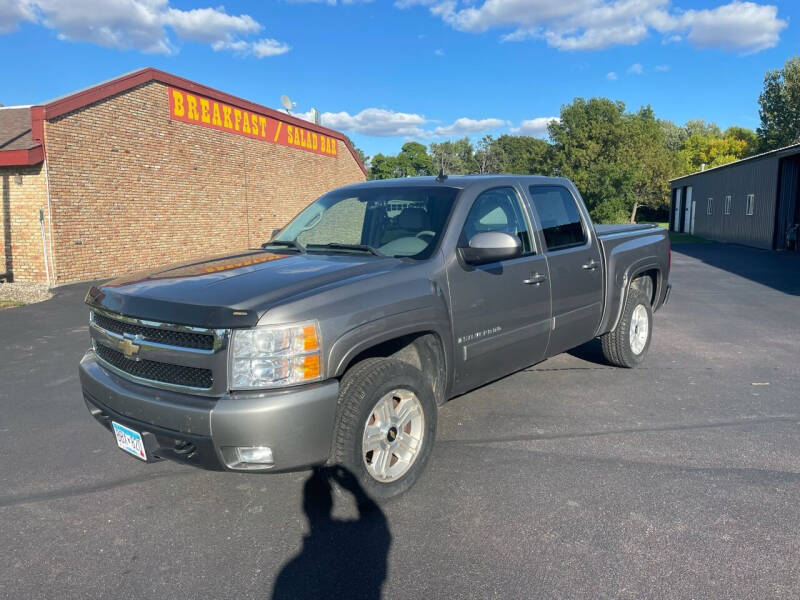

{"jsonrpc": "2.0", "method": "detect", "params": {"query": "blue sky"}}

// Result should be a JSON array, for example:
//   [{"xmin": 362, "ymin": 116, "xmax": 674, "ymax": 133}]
[{"xmin": 1, "ymin": 0, "xmax": 798, "ymax": 158}]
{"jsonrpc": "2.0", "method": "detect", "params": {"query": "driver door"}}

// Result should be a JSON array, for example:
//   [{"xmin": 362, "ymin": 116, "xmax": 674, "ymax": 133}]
[{"xmin": 446, "ymin": 186, "xmax": 552, "ymax": 394}]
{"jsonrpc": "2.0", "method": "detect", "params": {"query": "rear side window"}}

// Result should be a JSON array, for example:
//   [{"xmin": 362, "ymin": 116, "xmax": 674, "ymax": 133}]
[
  {"xmin": 461, "ymin": 187, "xmax": 533, "ymax": 254},
  {"xmin": 528, "ymin": 186, "xmax": 587, "ymax": 251}
]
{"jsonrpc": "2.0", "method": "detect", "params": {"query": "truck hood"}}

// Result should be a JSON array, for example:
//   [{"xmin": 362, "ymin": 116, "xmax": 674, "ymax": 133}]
[{"xmin": 86, "ymin": 249, "xmax": 402, "ymax": 328}]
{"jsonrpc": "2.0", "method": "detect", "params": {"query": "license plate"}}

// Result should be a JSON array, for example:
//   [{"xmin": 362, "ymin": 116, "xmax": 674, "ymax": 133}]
[{"xmin": 112, "ymin": 421, "xmax": 147, "ymax": 461}]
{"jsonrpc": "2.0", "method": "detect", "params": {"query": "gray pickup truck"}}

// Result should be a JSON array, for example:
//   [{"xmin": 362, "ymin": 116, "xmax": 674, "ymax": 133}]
[{"xmin": 80, "ymin": 175, "xmax": 670, "ymax": 498}]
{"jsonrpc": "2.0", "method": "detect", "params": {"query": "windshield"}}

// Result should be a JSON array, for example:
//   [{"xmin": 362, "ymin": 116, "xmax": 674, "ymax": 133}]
[{"xmin": 273, "ymin": 186, "xmax": 459, "ymax": 259}]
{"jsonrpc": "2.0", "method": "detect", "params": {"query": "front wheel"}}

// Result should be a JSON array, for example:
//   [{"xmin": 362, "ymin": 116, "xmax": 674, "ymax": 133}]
[
  {"xmin": 332, "ymin": 358, "xmax": 437, "ymax": 500},
  {"xmin": 600, "ymin": 289, "xmax": 653, "ymax": 368}
]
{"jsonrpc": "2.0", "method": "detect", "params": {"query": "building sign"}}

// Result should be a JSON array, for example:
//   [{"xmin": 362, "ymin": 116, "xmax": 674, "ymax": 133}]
[{"xmin": 167, "ymin": 87, "xmax": 338, "ymax": 157}]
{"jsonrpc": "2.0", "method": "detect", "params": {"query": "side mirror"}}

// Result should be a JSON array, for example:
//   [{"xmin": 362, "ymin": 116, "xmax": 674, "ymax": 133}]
[{"xmin": 459, "ymin": 231, "xmax": 521, "ymax": 265}]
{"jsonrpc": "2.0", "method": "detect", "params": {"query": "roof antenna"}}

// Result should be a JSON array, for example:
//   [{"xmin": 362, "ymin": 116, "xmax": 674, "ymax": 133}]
[{"xmin": 436, "ymin": 168, "xmax": 447, "ymax": 182}]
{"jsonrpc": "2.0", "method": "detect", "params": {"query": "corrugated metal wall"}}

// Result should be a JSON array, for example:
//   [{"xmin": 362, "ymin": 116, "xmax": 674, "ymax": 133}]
[{"xmin": 671, "ymin": 155, "xmax": 781, "ymax": 249}]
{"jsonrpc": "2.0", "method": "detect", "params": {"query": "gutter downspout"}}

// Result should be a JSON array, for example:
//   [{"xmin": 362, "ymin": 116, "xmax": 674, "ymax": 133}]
[
  {"xmin": 43, "ymin": 158, "xmax": 56, "ymax": 287},
  {"xmin": 38, "ymin": 208, "xmax": 50, "ymax": 285},
  {"xmin": 31, "ymin": 106, "xmax": 56, "ymax": 287}
]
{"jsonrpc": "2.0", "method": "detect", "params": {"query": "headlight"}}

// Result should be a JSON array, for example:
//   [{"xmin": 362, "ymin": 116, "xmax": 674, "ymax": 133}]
[{"xmin": 230, "ymin": 321, "xmax": 321, "ymax": 390}]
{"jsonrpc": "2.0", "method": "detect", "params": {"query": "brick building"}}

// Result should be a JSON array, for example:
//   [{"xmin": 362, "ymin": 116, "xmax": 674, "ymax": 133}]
[{"xmin": 0, "ymin": 68, "xmax": 366, "ymax": 285}]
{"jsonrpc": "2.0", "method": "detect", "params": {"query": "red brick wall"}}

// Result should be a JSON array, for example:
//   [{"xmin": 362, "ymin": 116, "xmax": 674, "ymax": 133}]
[
  {"xmin": 0, "ymin": 164, "xmax": 50, "ymax": 283},
  {"xmin": 41, "ymin": 81, "xmax": 365, "ymax": 284}
]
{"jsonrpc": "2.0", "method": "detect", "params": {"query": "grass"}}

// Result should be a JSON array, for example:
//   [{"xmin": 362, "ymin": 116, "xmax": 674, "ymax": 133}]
[
  {"xmin": 0, "ymin": 300, "xmax": 25, "ymax": 310},
  {"xmin": 640, "ymin": 221, "xmax": 712, "ymax": 244}
]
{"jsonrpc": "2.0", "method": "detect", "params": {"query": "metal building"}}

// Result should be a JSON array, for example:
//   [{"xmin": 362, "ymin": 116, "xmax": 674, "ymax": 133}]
[{"xmin": 669, "ymin": 143, "xmax": 800, "ymax": 251}]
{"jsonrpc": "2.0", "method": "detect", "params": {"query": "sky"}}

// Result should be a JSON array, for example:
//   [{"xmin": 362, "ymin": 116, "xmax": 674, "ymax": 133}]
[{"xmin": 1, "ymin": 0, "xmax": 798, "ymax": 159}]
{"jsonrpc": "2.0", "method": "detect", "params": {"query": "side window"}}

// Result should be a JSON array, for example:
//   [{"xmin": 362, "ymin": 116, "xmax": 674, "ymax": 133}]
[
  {"xmin": 724, "ymin": 195, "xmax": 732, "ymax": 215},
  {"xmin": 707, "ymin": 198, "xmax": 713, "ymax": 215},
  {"xmin": 461, "ymin": 187, "xmax": 532, "ymax": 254},
  {"xmin": 746, "ymin": 193, "xmax": 755, "ymax": 216},
  {"xmin": 528, "ymin": 185, "xmax": 587, "ymax": 252}
]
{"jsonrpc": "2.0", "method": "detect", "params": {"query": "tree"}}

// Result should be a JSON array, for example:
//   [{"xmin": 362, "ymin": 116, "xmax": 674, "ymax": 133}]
[
  {"xmin": 623, "ymin": 107, "xmax": 675, "ymax": 223},
  {"xmin": 345, "ymin": 136, "xmax": 368, "ymax": 167},
  {"xmin": 429, "ymin": 138, "xmax": 475, "ymax": 174},
  {"xmin": 757, "ymin": 56, "xmax": 800, "ymax": 151},
  {"xmin": 369, "ymin": 153, "xmax": 400, "ymax": 180},
  {"xmin": 493, "ymin": 134, "xmax": 550, "ymax": 174},
  {"xmin": 549, "ymin": 99, "xmax": 673, "ymax": 223},
  {"xmin": 396, "ymin": 142, "xmax": 433, "ymax": 176},
  {"xmin": 474, "ymin": 135, "xmax": 505, "ymax": 174}
]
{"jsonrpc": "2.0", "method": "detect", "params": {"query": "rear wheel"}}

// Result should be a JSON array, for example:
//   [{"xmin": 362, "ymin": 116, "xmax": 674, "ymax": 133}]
[
  {"xmin": 332, "ymin": 358, "xmax": 436, "ymax": 500},
  {"xmin": 600, "ymin": 289, "xmax": 653, "ymax": 368}
]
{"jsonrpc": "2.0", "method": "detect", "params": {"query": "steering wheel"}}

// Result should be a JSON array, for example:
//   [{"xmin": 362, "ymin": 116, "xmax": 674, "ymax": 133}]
[{"xmin": 415, "ymin": 230, "xmax": 436, "ymax": 242}]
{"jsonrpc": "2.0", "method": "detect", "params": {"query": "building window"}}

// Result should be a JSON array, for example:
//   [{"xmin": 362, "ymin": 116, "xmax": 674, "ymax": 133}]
[
  {"xmin": 746, "ymin": 194, "xmax": 755, "ymax": 216},
  {"xmin": 724, "ymin": 195, "xmax": 732, "ymax": 215},
  {"xmin": 707, "ymin": 198, "xmax": 713, "ymax": 215}
]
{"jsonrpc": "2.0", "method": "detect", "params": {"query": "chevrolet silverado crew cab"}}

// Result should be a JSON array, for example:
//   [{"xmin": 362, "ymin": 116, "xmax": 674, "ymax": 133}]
[{"xmin": 80, "ymin": 175, "xmax": 671, "ymax": 498}]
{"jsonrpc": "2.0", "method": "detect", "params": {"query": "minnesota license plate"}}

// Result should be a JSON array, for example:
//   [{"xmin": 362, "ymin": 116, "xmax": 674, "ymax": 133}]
[{"xmin": 112, "ymin": 421, "xmax": 147, "ymax": 461}]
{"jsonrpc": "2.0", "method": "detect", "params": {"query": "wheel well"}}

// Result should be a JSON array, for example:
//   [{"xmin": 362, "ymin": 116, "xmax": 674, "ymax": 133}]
[
  {"xmin": 631, "ymin": 269, "xmax": 659, "ymax": 306},
  {"xmin": 343, "ymin": 332, "xmax": 447, "ymax": 405}
]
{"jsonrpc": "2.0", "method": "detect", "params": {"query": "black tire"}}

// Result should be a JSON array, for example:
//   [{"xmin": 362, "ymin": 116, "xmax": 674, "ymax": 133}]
[
  {"xmin": 600, "ymin": 289, "xmax": 653, "ymax": 368},
  {"xmin": 332, "ymin": 358, "xmax": 437, "ymax": 500}
]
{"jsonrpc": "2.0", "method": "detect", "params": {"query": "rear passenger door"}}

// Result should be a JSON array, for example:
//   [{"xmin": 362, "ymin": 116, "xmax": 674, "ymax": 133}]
[{"xmin": 527, "ymin": 184, "xmax": 603, "ymax": 357}]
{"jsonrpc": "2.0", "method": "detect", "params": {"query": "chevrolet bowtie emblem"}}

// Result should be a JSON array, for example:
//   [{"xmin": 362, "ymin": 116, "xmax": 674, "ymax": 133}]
[{"xmin": 117, "ymin": 336, "xmax": 141, "ymax": 359}]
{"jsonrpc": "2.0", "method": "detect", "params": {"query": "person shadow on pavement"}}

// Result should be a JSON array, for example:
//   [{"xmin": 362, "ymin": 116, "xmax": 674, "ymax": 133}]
[{"xmin": 271, "ymin": 466, "xmax": 391, "ymax": 600}]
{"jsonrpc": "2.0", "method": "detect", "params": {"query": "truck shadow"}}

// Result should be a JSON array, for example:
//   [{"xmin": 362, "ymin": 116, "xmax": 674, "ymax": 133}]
[
  {"xmin": 271, "ymin": 466, "xmax": 391, "ymax": 600},
  {"xmin": 566, "ymin": 338, "xmax": 612, "ymax": 366}
]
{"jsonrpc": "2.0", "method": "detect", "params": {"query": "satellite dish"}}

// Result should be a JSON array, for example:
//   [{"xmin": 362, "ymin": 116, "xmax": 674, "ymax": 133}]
[{"xmin": 280, "ymin": 94, "xmax": 296, "ymax": 114}]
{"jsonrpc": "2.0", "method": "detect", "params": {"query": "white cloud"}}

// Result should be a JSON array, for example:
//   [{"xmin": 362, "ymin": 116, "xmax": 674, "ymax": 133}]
[
  {"xmin": 251, "ymin": 38, "xmax": 291, "ymax": 57},
  {"xmin": 286, "ymin": 0, "xmax": 372, "ymax": 4},
  {"xmin": 627, "ymin": 62, "xmax": 643, "ymax": 75},
  {"xmin": 434, "ymin": 48, "xmax": 445, "ymax": 56},
  {"xmin": 397, "ymin": 0, "xmax": 787, "ymax": 54},
  {"xmin": 606, "ymin": 71, "xmax": 618, "ymax": 81},
  {"xmin": 0, "ymin": 0, "xmax": 36, "ymax": 33},
  {"xmin": 310, "ymin": 108, "xmax": 429, "ymax": 137},
  {"xmin": 655, "ymin": 64, "xmax": 671, "ymax": 72},
  {"xmin": 510, "ymin": 117, "xmax": 559, "ymax": 137},
  {"xmin": 0, "ymin": 0, "xmax": 289, "ymax": 56},
  {"xmin": 295, "ymin": 107, "xmax": 507, "ymax": 139},
  {"xmin": 680, "ymin": 1, "xmax": 785, "ymax": 54},
  {"xmin": 432, "ymin": 117, "xmax": 507, "ymax": 137}
]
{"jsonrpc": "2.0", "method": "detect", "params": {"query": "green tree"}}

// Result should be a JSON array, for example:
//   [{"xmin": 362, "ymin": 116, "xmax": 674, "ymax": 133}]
[
  {"xmin": 493, "ymin": 134, "xmax": 550, "ymax": 174},
  {"xmin": 474, "ymin": 135, "xmax": 506, "ymax": 174},
  {"xmin": 429, "ymin": 138, "xmax": 475, "ymax": 174},
  {"xmin": 396, "ymin": 142, "xmax": 433, "ymax": 176},
  {"xmin": 757, "ymin": 56, "xmax": 800, "ymax": 151},
  {"xmin": 549, "ymin": 99, "xmax": 673, "ymax": 223},
  {"xmin": 369, "ymin": 153, "xmax": 400, "ymax": 180},
  {"xmin": 345, "ymin": 135, "xmax": 368, "ymax": 166}
]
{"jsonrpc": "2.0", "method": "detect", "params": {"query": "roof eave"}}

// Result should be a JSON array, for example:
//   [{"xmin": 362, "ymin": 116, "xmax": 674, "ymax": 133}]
[{"xmin": 0, "ymin": 145, "xmax": 44, "ymax": 167}]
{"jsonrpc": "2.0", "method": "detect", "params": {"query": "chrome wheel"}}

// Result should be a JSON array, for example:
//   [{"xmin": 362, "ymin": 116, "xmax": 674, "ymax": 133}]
[
  {"xmin": 629, "ymin": 304, "xmax": 649, "ymax": 355},
  {"xmin": 362, "ymin": 388, "xmax": 425, "ymax": 483}
]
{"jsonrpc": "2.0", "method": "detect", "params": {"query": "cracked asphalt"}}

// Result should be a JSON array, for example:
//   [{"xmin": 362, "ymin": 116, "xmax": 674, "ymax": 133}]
[{"xmin": 1, "ymin": 242, "xmax": 799, "ymax": 599}]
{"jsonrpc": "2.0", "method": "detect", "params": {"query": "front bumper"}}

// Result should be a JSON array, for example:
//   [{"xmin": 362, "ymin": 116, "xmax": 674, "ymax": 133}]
[{"xmin": 79, "ymin": 352, "xmax": 340, "ymax": 472}]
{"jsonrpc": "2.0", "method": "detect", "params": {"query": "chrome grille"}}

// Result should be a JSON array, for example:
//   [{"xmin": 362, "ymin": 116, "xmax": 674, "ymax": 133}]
[
  {"xmin": 92, "ymin": 312, "xmax": 215, "ymax": 350},
  {"xmin": 89, "ymin": 309, "xmax": 229, "ymax": 395},
  {"xmin": 95, "ymin": 344, "xmax": 213, "ymax": 389}
]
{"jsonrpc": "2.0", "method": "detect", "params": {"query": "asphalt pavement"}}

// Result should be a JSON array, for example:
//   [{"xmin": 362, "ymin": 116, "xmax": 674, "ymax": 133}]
[{"xmin": 1, "ymin": 242, "xmax": 799, "ymax": 599}]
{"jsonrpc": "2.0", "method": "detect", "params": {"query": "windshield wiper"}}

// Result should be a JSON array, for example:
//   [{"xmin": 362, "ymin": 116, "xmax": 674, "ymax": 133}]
[
  {"xmin": 306, "ymin": 243, "xmax": 384, "ymax": 256},
  {"xmin": 261, "ymin": 239, "xmax": 306, "ymax": 253}
]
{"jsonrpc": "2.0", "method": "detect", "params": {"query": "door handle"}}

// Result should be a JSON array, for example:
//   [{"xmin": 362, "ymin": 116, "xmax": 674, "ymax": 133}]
[
  {"xmin": 523, "ymin": 272, "xmax": 547, "ymax": 285},
  {"xmin": 582, "ymin": 259, "xmax": 599, "ymax": 271}
]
